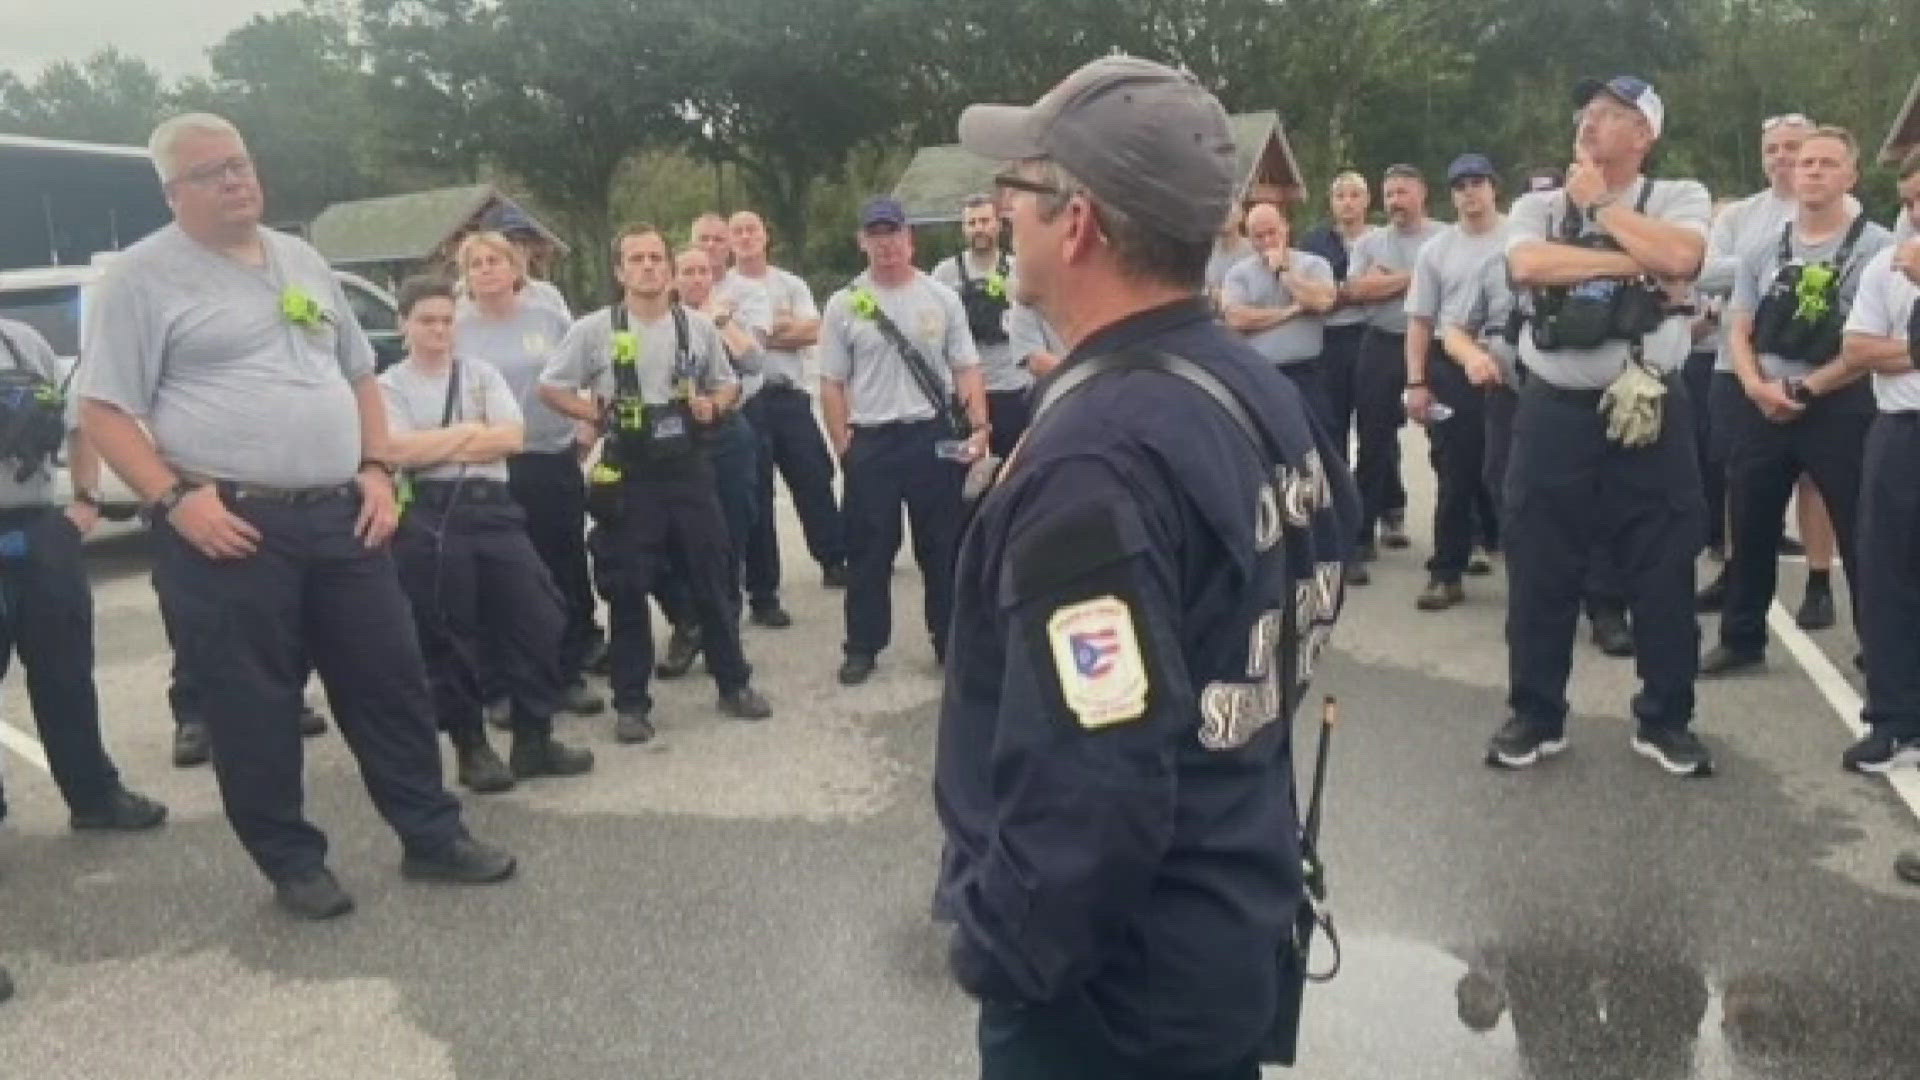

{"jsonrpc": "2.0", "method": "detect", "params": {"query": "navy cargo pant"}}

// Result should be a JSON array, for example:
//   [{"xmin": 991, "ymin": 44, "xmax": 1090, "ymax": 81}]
[
  {"xmin": 1504, "ymin": 377, "xmax": 1704, "ymax": 733},
  {"xmin": 1354, "ymin": 327, "xmax": 1410, "ymax": 543},
  {"xmin": 0, "ymin": 506, "xmax": 123, "ymax": 821},
  {"xmin": 1857, "ymin": 413, "xmax": 1920, "ymax": 738},
  {"xmin": 507, "ymin": 449, "xmax": 602, "ymax": 679},
  {"xmin": 1319, "ymin": 322, "xmax": 1366, "ymax": 461},
  {"xmin": 590, "ymin": 464, "xmax": 751, "ymax": 713},
  {"xmin": 743, "ymin": 384, "xmax": 846, "ymax": 607},
  {"xmin": 152, "ymin": 486, "xmax": 464, "ymax": 883},
  {"xmin": 985, "ymin": 389, "xmax": 1032, "ymax": 461},
  {"xmin": 655, "ymin": 412, "xmax": 759, "ymax": 628},
  {"xmin": 841, "ymin": 420, "xmax": 963, "ymax": 661},
  {"xmin": 393, "ymin": 483, "xmax": 566, "ymax": 743},
  {"xmin": 1425, "ymin": 354, "xmax": 1494, "ymax": 583},
  {"xmin": 979, "ymin": 997, "xmax": 1260, "ymax": 1080},
  {"xmin": 1718, "ymin": 383, "xmax": 1869, "ymax": 657}
]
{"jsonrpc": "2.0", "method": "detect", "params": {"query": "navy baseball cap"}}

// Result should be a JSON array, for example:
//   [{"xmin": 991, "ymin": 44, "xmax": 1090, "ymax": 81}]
[
  {"xmin": 1574, "ymin": 75, "xmax": 1665, "ymax": 138},
  {"xmin": 860, "ymin": 196, "xmax": 908, "ymax": 231},
  {"xmin": 1446, "ymin": 153, "xmax": 1497, "ymax": 186}
]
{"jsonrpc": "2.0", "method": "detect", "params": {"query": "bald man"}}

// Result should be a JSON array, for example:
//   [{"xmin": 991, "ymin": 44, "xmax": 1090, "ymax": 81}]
[
  {"xmin": 1220, "ymin": 202, "xmax": 1338, "ymax": 427},
  {"xmin": 718, "ymin": 211, "xmax": 848, "ymax": 627}
]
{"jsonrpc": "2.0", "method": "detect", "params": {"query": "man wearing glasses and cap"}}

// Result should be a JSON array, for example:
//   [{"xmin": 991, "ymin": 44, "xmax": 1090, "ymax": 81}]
[
  {"xmin": 1403, "ymin": 153, "xmax": 1511, "ymax": 612},
  {"xmin": 932, "ymin": 56, "xmax": 1357, "ymax": 1078}
]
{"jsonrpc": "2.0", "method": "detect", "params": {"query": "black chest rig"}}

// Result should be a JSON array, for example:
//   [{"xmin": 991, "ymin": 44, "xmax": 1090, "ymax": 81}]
[
  {"xmin": 954, "ymin": 254, "xmax": 1011, "ymax": 347},
  {"xmin": 0, "ymin": 329, "xmax": 67, "ymax": 484},
  {"xmin": 601, "ymin": 302, "xmax": 704, "ymax": 477}
]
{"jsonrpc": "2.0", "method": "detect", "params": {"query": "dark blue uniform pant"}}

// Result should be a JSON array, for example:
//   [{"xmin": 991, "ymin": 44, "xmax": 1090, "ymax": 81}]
[
  {"xmin": 393, "ymin": 490, "xmax": 565, "ymax": 743},
  {"xmin": 0, "ymin": 507, "xmax": 122, "ymax": 821},
  {"xmin": 1682, "ymin": 351, "xmax": 1727, "ymax": 550},
  {"xmin": 978, "ymin": 997, "xmax": 1260, "ymax": 1080},
  {"xmin": 743, "ymin": 385, "xmax": 846, "ymax": 607},
  {"xmin": 159, "ymin": 575, "xmax": 315, "ymax": 726},
  {"xmin": 1856, "ymin": 413, "xmax": 1920, "ymax": 737},
  {"xmin": 1425, "ymin": 355, "xmax": 1493, "ymax": 582},
  {"xmin": 1354, "ymin": 328, "xmax": 1409, "ymax": 542},
  {"xmin": 655, "ymin": 414, "xmax": 759, "ymax": 628},
  {"xmin": 590, "ymin": 467, "xmax": 751, "ymax": 712},
  {"xmin": 1319, "ymin": 323, "xmax": 1366, "ymax": 462},
  {"xmin": 986, "ymin": 389, "xmax": 1032, "ymax": 461},
  {"xmin": 1278, "ymin": 358, "xmax": 1334, "ymax": 443},
  {"xmin": 152, "ymin": 488, "xmax": 464, "ymax": 883},
  {"xmin": 507, "ymin": 450, "xmax": 601, "ymax": 677},
  {"xmin": 1505, "ymin": 377, "xmax": 1704, "ymax": 733},
  {"xmin": 841, "ymin": 420, "xmax": 963, "ymax": 660},
  {"xmin": 1718, "ymin": 385, "xmax": 1869, "ymax": 656},
  {"xmin": 1489, "ymin": 380, "xmax": 1626, "ymax": 616}
]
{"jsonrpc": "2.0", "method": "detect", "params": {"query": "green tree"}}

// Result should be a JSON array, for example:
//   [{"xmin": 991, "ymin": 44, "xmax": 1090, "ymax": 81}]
[{"xmin": 0, "ymin": 48, "xmax": 169, "ymax": 144}]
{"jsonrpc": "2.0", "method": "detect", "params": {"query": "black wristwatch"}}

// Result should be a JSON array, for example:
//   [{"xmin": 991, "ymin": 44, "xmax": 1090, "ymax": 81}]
[
  {"xmin": 358, "ymin": 457, "xmax": 398, "ymax": 479},
  {"xmin": 72, "ymin": 487, "xmax": 102, "ymax": 511},
  {"xmin": 1784, "ymin": 376, "xmax": 1815, "ymax": 406},
  {"xmin": 143, "ymin": 480, "xmax": 200, "ymax": 526}
]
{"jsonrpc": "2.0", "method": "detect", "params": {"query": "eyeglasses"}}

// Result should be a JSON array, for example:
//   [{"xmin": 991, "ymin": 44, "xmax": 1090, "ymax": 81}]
[
  {"xmin": 1762, "ymin": 113, "xmax": 1812, "ymax": 132},
  {"xmin": 171, "ymin": 156, "xmax": 255, "ymax": 187}
]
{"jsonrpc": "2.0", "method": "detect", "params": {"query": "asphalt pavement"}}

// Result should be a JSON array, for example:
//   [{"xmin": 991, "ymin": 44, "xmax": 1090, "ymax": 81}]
[{"xmin": 4, "ymin": 425, "xmax": 1919, "ymax": 1080}]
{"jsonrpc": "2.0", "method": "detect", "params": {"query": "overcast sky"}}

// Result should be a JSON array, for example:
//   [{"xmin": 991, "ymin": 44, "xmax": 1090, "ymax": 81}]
[{"xmin": 1, "ymin": 1, "xmax": 305, "ymax": 81}]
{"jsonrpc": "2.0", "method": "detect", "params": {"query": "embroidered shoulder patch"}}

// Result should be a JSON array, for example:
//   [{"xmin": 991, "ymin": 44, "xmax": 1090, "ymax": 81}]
[{"xmin": 1047, "ymin": 596, "xmax": 1149, "ymax": 729}]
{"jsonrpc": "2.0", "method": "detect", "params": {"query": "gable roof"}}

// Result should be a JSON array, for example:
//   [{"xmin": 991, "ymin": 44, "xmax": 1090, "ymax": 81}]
[
  {"xmin": 1880, "ymin": 72, "xmax": 1920, "ymax": 165},
  {"xmin": 309, "ymin": 184, "xmax": 568, "ymax": 265},
  {"xmin": 891, "ymin": 110, "xmax": 1307, "ymax": 225}
]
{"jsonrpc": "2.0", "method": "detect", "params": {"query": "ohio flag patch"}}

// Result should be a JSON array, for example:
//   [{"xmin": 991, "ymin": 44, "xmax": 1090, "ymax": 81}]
[{"xmin": 1047, "ymin": 596, "xmax": 1149, "ymax": 729}]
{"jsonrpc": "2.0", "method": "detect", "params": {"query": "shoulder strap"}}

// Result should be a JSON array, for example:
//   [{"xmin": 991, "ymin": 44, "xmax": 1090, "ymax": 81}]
[
  {"xmin": 1834, "ymin": 212, "xmax": 1871, "ymax": 274},
  {"xmin": 1634, "ymin": 178, "xmax": 1656, "ymax": 214},
  {"xmin": 440, "ymin": 358, "xmax": 462, "ymax": 427},
  {"xmin": 1030, "ymin": 348, "xmax": 1271, "ymax": 462},
  {"xmin": 0, "ymin": 325, "xmax": 25, "ymax": 371},
  {"xmin": 608, "ymin": 303, "xmax": 642, "ymax": 399},
  {"xmin": 670, "ymin": 301, "xmax": 693, "ymax": 382},
  {"xmin": 869, "ymin": 298, "xmax": 959, "ymax": 424},
  {"xmin": 953, "ymin": 255, "xmax": 971, "ymax": 287},
  {"xmin": 1778, "ymin": 221, "xmax": 1795, "ymax": 262}
]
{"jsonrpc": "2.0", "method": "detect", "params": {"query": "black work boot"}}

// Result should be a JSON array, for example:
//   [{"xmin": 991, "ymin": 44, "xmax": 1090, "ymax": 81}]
[
  {"xmin": 509, "ymin": 732, "xmax": 595, "ymax": 779},
  {"xmin": 454, "ymin": 736, "xmax": 515, "ymax": 794},
  {"xmin": 172, "ymin": 720, "xmax": 211, "ymax": 768},
  {"xmin": 401, "ymin": 836, "xmax": 517, "ymax": 884},
  {"xmin": 656, "ymin": 627, "xmax": 702, "ymax": 678}
]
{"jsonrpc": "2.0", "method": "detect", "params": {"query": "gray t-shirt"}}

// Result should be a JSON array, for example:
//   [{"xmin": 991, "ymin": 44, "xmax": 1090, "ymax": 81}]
[
  {"xmin": 715, "ymin": 266, "xmax": 818, "ymax": 388},
  {"xmin": 539, "ymin": 304, "xmax": 736, "ymax": 406},
  {"xmin": 1406, "ymin": 220, "xmax": 1513, "ymax": 324},
  {"xmin": 1442, "ymin": 254, "xmax": 1523, "ymax": 386},
  {"xmin": 1220, "ymin": 249, "xmax": 1334, "ymax": 364},
  {"xmin": 525, "ymin": 278, "xmax": 571, "ymax": 318},
  {"xmin": 77, "ymin": 224, "xmax": 375, "ymax": 488},
  {"xmin": 1206, "ymin": 237, "xmax": 1255, "ymax": 294},
  {"xmin": 379, "ymin": 356, "xmax": 522, "ymax": 482},
  {"xmin": 1842, "ymin": 247, "xmax": 1920, "ymax": 412},
  {"xmin": 454, "ymin": 298, "xmax": 575, "ymax": 454},
  {"xmin": 1505, "ymin": 178, "xmax": 1713, "ymax": 389},
  {"xmin": 1701, "ymin": 190, "xmax": 1795, "ymax": 371},
  {"xmin": 1349, "ymin": 220, "xmax": 1446, "ymax": 334},
  {"xmin": 818, "ymin": 270, "xmax": 979, "ymax": 427},
  {"xmin": 1007, "ymin": 301, "xmax": 1064, "ymax": 363},
  {"xmin": 932, "ymin": 253, "xmax": 1030, "ymax": 394},
  {"xmin": 1728, "ymin": 216, "xmax": 1893, "ymax": 379},
  {"xmin": 0, "ymin": 319, "xmax": 71, "ymax": 508}
]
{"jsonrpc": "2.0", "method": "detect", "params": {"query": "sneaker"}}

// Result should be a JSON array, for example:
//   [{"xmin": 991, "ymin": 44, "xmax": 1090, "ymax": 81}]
[
  {"xmin": 298, "ymin": 707, "xmax": 328, "ymax": 738},
  {"xmin": 1631, "ymin": 725, "xmax": 1714, "ymax": 777},
  {"xmin": 401, "ymin": 836, "xmax": 517, "ymax": 885},
  {"xmin": 1897, "ymin": 851, "xmax": 1920, "ymax": 886},
  {"xmin": 1416, "ymin": 579, "xmax": 1465, "ymax": 611},
  {"xmin": 1841, "ymin": 730, "xmax": 1920, "ymax": 774},
  {"xmin": 1589, "ymin": 608, "xmax": 1634, "ymax": 658},
  {"xmin": 656, "ymin": 627, "xmax": 702, "ymax": 679},
  {"xmin": 1795, "ymin": 582, "xmax": 1836, "ymax": 631},
  {"xmin": 508, "ymin": 735, "xmax": 595, "ymax": 779},
  {"xmin": 1699, "ymin": 645, "xmax": 1765, "ymax": 678},
  {"xmin": 823, "ymin": 564, "xmax": 850, "ymax": 589},
  {"xmin": 838, "ymin": 653, "xmax": 877, "ymax": 686},
  {"xmin": 171, "ymin": 720, "xmax": 211, "ymax": 768},
  {"xmin": 1695, "ymin": 570, "xmax": 1727, "ymax": 612},
  {"xmin": 615, "ymin": 708, "xmax": 656, "ymax": 745},
  {"xmin": 454, "ymin": 740, "xmax": 516, "ymax": 794},
  {"xmin": 1779, "ymin": 535, "xmax": 1806, "ymax": 556},
  {"xmin": 274, "ymin": 868, "xmax": 355, "ymax": 920},
  {"xmin": 750, "ymin": 604, "xmax": 793, "ymax": 629},
  {"xmin": 483, "ymin": 697, "xmax": 512, "ymax": 732},
  {"xmin": 1465, "ymin": 550, "xmax": 1494, "ymax": 576},
  {"xmin": 70, "ymin": 786, "xmax": 168, "ymax": 831},
  {"xmin": 1346, "ymin": 560, "xmax": 1370, "ymax": 587},
  {"xmin": 1379, "ymin": 514, "xmax": 1411, "ymax": 550},
  {"xmin": 1485, "ymin": 718, "xmax": 1567, "ymax": 769},
  {"xmin": 718, "ymin": 686, "xmax": 773, "ymax": 720},
  {"xmin": 561, "ymin": 680, "xmax": 606, "ymax": 716}
]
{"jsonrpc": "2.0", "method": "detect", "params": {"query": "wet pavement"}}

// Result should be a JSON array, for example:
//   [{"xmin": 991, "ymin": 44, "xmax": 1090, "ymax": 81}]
[{"xmin": 3, "ymin": 426, "xmax": 1917, "ymax": 1079}]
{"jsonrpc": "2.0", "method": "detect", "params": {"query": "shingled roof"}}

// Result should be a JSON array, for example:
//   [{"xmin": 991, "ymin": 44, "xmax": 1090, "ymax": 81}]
[
  {"xmin": 891, "ymin": 110, "xmax": 1307, "ymax": 225},
  {"xmin": 309, "ymin": 184, "xmax": 568, "ymax": 266},
  {"xmin": 1880, "ymin": 73, "xmax": 1920, "ymax": 165}
]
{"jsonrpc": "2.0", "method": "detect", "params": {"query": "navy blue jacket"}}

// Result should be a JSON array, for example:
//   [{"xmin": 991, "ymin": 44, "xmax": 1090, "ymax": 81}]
[{"xmin": 933, "ymin": 298, "xmax": 1358, "ymax": 1071}]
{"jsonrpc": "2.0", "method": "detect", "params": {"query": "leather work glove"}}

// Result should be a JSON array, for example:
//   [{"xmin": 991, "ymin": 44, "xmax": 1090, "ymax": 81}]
[{"xmin": 1598, "ymin": 363, "xmax": 1666, "ymax": 448}]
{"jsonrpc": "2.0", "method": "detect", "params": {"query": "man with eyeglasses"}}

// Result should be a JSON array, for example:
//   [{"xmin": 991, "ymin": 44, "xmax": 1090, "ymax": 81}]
[
  {"xmin": 1696, "ymin": 113, "xmax": 1850, "ymax": 632},
  {"xmin": 78, "ymin": 113, "xmax": 516, "ymax": 920},
  {"xmin": 935, "ymin": 56, "xmax": 1357, "ymax": 1078}
]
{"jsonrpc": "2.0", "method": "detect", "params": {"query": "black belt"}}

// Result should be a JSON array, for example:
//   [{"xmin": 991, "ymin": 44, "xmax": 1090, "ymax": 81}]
[
  {"xmin": 852, "ymin": 418, "xmax": 939, "ymax": 433},
  {"xmin": 1880, "ymin": 411, "xmax": 1920, "ymax": 421},
  {"xmin": 1527, "ymin": 372, "xmax": 1682, "ymax": 405},
  {"xmin": 760, "ymin": 378, "xmax": 806, "ymax": 395},
  {"xmin": 217, "ymin": 480, "xmax": 357, "ymax": 505},
  {"xmin": 409, "ymin": 478, "xmax": 514, "ymax": 506}
]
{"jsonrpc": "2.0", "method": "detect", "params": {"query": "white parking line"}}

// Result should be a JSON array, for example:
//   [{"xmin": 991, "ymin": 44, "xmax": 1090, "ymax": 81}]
[{"xmin": 1767, "ymin": 600, "xmax": 1920, "ymax": 823}]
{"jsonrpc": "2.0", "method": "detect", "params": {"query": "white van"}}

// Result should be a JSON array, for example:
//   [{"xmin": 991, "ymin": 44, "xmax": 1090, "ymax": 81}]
[{"xmin": 0, "ymin": 255, "xmax": 403, "ymax": 517}]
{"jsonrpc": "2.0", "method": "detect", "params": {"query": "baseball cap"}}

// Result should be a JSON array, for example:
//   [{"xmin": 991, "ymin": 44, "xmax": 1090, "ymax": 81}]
[
  {"xmin": 1574, "ymin": 75, "xmax": 1665, "ymax": 139},
  {"xmin": 859, "ymin": 196, "xmax": 908, "ymax": 231},
  {"xmin": 956, "ymin": 55, "xmax": 1236, "ymax": 244},
  {"xmin": 1446, "ymin": 153, "xmax": 1496, "ymax": 186}
]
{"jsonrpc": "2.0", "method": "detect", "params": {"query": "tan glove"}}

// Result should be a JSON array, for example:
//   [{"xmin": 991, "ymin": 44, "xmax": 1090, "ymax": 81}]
[{"xmin": 1598, "ymin": 363, "xmax": 1667, "ymax": 448}]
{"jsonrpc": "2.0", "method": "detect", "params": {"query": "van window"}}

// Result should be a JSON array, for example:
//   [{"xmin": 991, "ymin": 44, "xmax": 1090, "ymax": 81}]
[
  {"xmin": 0, "ymin": 286, "xmax": 82, "ymax": 358},
  {"xmin": 340, "ymin": 279, "xmax": 398, "ymax": 334}
]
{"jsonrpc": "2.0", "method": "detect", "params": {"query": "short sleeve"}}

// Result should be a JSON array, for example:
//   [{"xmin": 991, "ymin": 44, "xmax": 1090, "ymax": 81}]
[
  {"xmin": 539, "ymin": 316, "xmax": 602, "ymax": 390},
  {"xmin": 1506, "ymin": 192, "xmax": 1552, "ymax": 250},
  {"xmin": 1845, "ymin": 250, "xmax": 1900, "ymax": 338},
  {"xmin": 817, "ymin": 292, "xmax": 854, "ymax": 382},
  {"xmin": 1298, "ymin": 253, "xmax": 1334, "ymax": 284},
  {"xmin": 1658, "ymin": 180, "xmax": 1713, "ymax": 239},
  {"xmin": 931, "ymin": 258, "xmax": 961, "ymax": 292},
  {"xmin": 1008, "ymin": 303, "xmax": 1056, "ymax": 363},
  {"xmin": 1220, "ymin": 259, "xmax": 1261, "ymax": 309},
  {"xmin": 1348, "ymin": 231, "xmax": 1380, "ymax": 277},
  {"xmin": 326, "ymin": 272, "xmax": 377, "ymax": 381},
  {"xmin": 75, "ymin": 262, "xmax": 163, "ymax": 418},
  {"xmin": 785, "ymin": 272, "xmax": 820, "ymax": 321},
  {"xmin": 477, "ymin": 361, "xmax": 524, "ymax": 426},
  {"xmin": 1728, "ymin": 246, "xmax": 1768, "ymax": 315},
  {"xmin": 377, "ymin": 373, "xmax": 417, "ymax": 435},
  {"xmin": 693, "ymin": 317, "xmax": 738, "ymax": 392},
  {"xmin": 941, "ymin": 284, "xmax": 980, "ymax": 371},
  {"xmin": 1404, "ymin": 240, "xmax": 1446, "ymax": 319}
]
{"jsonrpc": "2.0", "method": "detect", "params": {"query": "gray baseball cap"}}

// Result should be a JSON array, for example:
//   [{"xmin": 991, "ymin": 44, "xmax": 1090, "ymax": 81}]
[{"xmin": 957, "ymin": 55, "xmax": 1236, "ymax": 244}]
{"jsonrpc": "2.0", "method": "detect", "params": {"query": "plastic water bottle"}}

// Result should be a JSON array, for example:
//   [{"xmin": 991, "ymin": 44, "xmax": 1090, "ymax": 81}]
[{"xmin": 1402, "ymin": 389, "xmax": 1453, "ymax": 423}]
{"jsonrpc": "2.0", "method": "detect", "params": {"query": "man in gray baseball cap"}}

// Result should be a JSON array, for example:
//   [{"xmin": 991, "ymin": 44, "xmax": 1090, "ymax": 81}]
[{"xmin": 933, "ymin": 55, "xmax": 1357, "ymax": 1078}]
